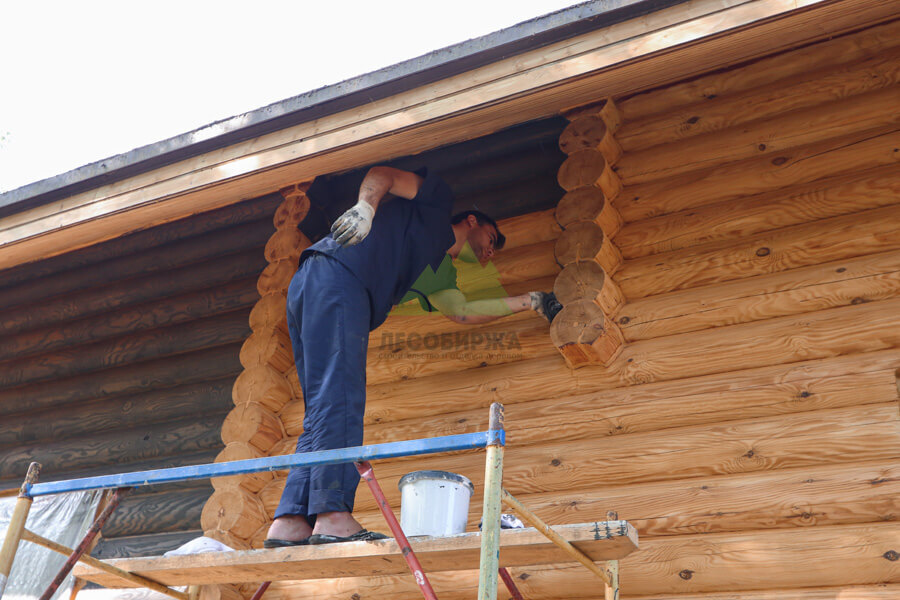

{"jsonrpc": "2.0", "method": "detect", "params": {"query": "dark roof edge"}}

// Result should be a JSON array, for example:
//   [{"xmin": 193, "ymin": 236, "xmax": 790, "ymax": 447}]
[{"xmin": 0, "ymin": 0, "xmax": 683, "ymax": 217}]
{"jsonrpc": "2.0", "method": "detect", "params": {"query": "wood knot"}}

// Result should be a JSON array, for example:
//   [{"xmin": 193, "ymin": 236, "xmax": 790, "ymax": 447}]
[
  {"xmin": 679, "ymin": 569, "xmax": 694, "ymax": 580},
  {"xmin": 884, "ymin": 550, "xmax": 899, "ymax": 561},
  {"xmin": 619, "ymin": 316, "xmax": 631, "ymax": 324},
  {"xmin": 758, "ymin": 143, "xmax": 766, "ymax": 151},
  {"xmin": 851, "ymin": 297, "xmax": 866, "ymax": 305},
  {"xmin": 771, "ymin": 156, "xmax": 788, "ymax": 166},
  {"xmin": 799, "ymin": 391, "xmax": 811, "ymax": 398},
  {"xmin": 836, "ymin": 267, "xmax": 846, "ymax": 273},
  {"xmin": 351, "ymin": 594, "xmax": 362, "ymax": 600},
  {"xmin": 686, "ymin": 116, "xmax": 700, "ymax": 124},
  {"xmin": 519, "ymin": 573, "xmax": 531, "ymax": 580},
  {"xmin": 744, "ymin": 449, "xmax": 756, "ymax": 458},
  {"xmin": 755, "ymin": 247, "xmax": 771, "ymax": 257},
  {"xmin": 457, "ymin": 418, "xmax": 467, "ymax": 424},
  {"xmin": 551, "ymin": 458, "xmax": 562, "ymax": 467}
]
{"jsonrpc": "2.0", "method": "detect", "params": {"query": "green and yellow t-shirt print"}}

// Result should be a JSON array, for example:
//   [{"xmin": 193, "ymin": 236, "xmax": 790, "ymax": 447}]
[{"xmin": 391, "ymin": 242, "xmax": 508, "ymax": 316}]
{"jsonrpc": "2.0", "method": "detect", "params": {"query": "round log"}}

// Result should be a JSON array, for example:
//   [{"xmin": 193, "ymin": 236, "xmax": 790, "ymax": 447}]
[
  {"xmin": 285, "ymin": 367, "xmax": 303, "ymax": 401},
  {"xmin": 557, "ymin": 150, "xmax": 623, "ymax": 199},
  {"xmin": 563, "ymin": 97, "xmax": 621, "ymax": 131},
  {"xmin": 279, "ymin": 399, "xmax": 305, "ymax": 436},
  {"xmin": 258, "ymin": 476, "xmax": 286, "ymax": 519},
  {"xmin": 550, "ymin": 300, "xmax": 624, "ymax": 368},
  {"xmin": 238, "ymin": 327, "xmax": 295, "ymax": 374},
  {"xmin": 264, "ymin": 228, "xmax": 310, "ymax": 263},
  {"xmin": 257, "ymin": 259, "xmax": 298, "ymax": 296},
  {"xmin": 554, "ymin": 222, "xmax": 623, "ymax": 274},
  {"xmin": 248, "ymin": 521, "xmax": 271, "ymax": 549},
  {"xmin": 232, "ymin": 365, "xmax": 293, "ymax": 412},
  {"xmin": 274, "ymin": 184, "xmax": 313, "ymax": 229},
  {"xmin": 559, "ymin": 115, "xmax": 622, "ymax": 165},
  {"xmin": 211, "ymin": 442, "xmax": 272, "ymax": 493},
  {"xmin": 249, "ymin": 292, "xmax": 287, "ymax": 333},
  {"xmin": 202, "ymin": 528, "xmax": 251, "ymax": 551},
  {"xmin": 556, "ymin": 187, "xmax": 623, "ymax": 237},
  {"xmin": 200, "ymin": 585, "xmax": 244, "ymax": 600},
  {"xmin": 201, "ymin": 486, "xmax": 268, "ymax": 540},
  {"xmin": 221, "ymin": 402, "xmax": 285, "ymax": 452},
  {"xmin": 553, "ymin": 261, "xmax": 625, "ymax": 316}
]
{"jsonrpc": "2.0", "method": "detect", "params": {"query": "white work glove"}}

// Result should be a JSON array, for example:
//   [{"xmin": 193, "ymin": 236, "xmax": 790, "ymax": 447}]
[{"xmin": 331, "ymin": 201, "xmax": 375, "ymax": 247}]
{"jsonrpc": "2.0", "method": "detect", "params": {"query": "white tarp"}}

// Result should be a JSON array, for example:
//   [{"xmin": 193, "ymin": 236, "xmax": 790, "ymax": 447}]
[{"xmin": 0, "ymin": 490, "xmax": 101, "ymax": 600}]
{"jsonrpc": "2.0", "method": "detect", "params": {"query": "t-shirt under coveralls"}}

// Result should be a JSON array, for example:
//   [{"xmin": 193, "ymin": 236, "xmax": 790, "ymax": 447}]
[{"xmin": 274, "ymin": 170, "xmax": 455, "ymax": 522}]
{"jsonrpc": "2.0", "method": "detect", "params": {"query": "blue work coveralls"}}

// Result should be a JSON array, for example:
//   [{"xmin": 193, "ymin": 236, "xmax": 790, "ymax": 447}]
[{"xmin": 275, "ymin": 170, "xmax": 455, "ymax": 523}]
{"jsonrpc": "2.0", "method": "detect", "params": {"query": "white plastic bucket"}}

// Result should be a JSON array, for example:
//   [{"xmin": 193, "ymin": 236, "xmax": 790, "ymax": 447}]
[{"xmin": 398, "ymin": 470, "xmax": 474, "ymax": 537}]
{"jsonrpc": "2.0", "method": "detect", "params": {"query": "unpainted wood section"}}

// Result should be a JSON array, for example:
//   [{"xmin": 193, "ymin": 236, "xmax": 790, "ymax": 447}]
[
  {"xmin": 74, "ymin": 522, "xmax": 638, "ymax": 586},
  {"xmin": 557, "ymin": 151, "xmax": 622, "ymax": 200},
  {"xmin": 209, "ymin": 443, "xmax": 271, "ymax": 494},
  {"xmin": 550, "ymin": 300, "xmax": 624, "ymax": 368},
  {"xmin": 615, "ymin": 127, "xmax": 899, "ymax": 222},
  {"xmin": 237, "ymin": 327, "xmax": 293, "ymax": 374},
  {"xmin": 619, "ymin": 249, "xmax": 900, "ymax": 341},
  {"xmin": 556, "ymin": 187, "xmax": 623, "ymax": 235},
  {"xmin": 618, "ymin": 48, "xmax": 900, "ymax": 152},
  {"xmin": 493, "ymin": 208, "xmax": 562, "ymax": 250},
  {"xmin": 220, "ymin": 402, "xmax": 285, "ymax": 453},
  {"xmin": 231, "ymin": 365, "xmax": 293, "ymax": 412},
  {"xmin": 4, "ymin": 0, "xmax": 895, "ymax": 268},
  {"xmin": 554, "ymin": 222, "xmax": 623, "ymax": 273},
  {"xmin": 261, "ymin": 524, "xmax": 899, "ymax": 599},
  {"xmin": 616, "ymin": 166, "xmax": 900, "ymax": 258},
  {"xmin": 200, "ymin": 487, "xmax": 268, "ymax": 540},
  {"xmin": 559, "ymin": 115, "xmax": 622, "ymax": 164},
  {"xmin": 615, "ymin": 86, "xmax": 900, "ymax": 185},
  {"xmin": 616, "ymin": 203, "xmax": 900, "ymax": 300},
  {"xmin": 618, "ymin": 18, "xmax": 900, "ymax": 120},
  {"xmin": 554, "ymin": 260, "xmax": 625, "ymax": 316},
  {"xmin": 348, "ymin": 460, "xmax": 900, "ymax": 541}
]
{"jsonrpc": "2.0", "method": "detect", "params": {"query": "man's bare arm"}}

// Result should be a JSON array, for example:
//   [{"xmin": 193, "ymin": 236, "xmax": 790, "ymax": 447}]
[
  {"xmin": 428, "ymin": 289, "xmax": 555, "ymax": 325},
  {"xmin": 332, "ymin": 167, "xmax": 424, "ymax": 246}
]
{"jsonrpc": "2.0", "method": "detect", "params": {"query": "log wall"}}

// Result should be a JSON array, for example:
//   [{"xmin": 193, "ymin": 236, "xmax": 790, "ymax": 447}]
[
  {"xmin": 0, "ymin": 194, "xmax": 283, "ymax": 558},
  {"xmin": 256, "ymin": 20, "xmax": 900, "ymax": 599}
]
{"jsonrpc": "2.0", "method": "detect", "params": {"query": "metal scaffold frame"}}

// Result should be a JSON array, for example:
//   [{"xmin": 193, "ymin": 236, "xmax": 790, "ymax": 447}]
[{"xmin": 0, "ymin": 403, "xmax": 623, "ymax": 600}]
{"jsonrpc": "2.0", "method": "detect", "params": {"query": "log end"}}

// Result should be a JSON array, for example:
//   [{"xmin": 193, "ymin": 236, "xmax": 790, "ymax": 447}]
[{"xmin": 550, "ymin": 300, "xmax": 624, "ymax": 368}]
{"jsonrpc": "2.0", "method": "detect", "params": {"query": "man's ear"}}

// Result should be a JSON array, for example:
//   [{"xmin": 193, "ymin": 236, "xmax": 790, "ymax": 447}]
[{"xmin": 467, "ymin": 214, "xmax": 478, "ymax": 228}]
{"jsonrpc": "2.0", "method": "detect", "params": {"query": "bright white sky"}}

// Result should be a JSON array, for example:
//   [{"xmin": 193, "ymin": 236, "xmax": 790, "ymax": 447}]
[{"xmin": 0, "ymin": 0, "xmax": 582, "ymax": 193}]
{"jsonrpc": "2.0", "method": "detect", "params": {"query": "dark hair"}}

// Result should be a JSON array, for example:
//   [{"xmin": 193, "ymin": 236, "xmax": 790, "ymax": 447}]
[{"xmin": 451, "ymin": 210, "xmax": 506, "ymax": 250}]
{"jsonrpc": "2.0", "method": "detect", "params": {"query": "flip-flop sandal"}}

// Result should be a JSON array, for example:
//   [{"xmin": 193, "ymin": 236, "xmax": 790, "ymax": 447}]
[
  {"xmin": 308, "ymin": 529, "xmax": 388, "ymax": 545},
  {"xmin": 263, "ymin": 538, "xmax": 310, "ymax": 548}
]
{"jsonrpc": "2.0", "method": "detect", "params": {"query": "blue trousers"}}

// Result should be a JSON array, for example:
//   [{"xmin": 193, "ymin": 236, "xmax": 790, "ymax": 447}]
[{"xmin": 274, "ymin": 252, "xmax": 370, "ymax": 523}]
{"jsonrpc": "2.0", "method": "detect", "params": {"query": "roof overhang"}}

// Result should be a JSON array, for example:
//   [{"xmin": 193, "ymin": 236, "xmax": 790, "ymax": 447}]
[{"xmin": 0, "ymin": 0, "xmax": 894, "ymax": 270}]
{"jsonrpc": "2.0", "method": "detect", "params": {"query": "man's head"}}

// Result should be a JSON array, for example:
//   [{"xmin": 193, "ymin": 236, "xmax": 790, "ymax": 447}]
[{"xmin": 451, "ymin": 210, "xmax": 506, "ymax": 262}]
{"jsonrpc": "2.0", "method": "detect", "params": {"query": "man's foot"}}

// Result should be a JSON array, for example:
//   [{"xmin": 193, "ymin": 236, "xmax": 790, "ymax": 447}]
[
  {"xmin": 311, "ymin": 510, "xmax": 365, "ymax": 538},
  {"xmin": 265, "ymin": 515, "xmax": 313, "ymax": 547},
  {"xmin": 308, "ymin": 529, "xmax": 388, "ymax": 545}
]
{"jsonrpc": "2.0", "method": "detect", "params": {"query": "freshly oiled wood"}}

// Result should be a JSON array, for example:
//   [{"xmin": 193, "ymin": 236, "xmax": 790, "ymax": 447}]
[
  {"xmin": 369, "ymin": 307, "xmax": 536, "ymax": 349},
  {"xmin": 549, "ymin": 299, "xmax": 624, "ymax": 368},
  {"xmin": 557, "ymin": 151, "xmax": 622, "ymax": 199},
  {"xmin": 619, "ymin": 249, "xmax": 900, "ymax": 341},
  {"xmin": 265, "ymin": 524, "xmax": 900, "ymax": 598},
  {"xmin": 553, "ymin": 260, "xmax": 624, "ymax": 315},
  {"xmin": 489, "ymin": 239, "xmax": 560, "ymax": 285},
  {"xmin": 352, "ymin": 460, "xmax": 900, "ymax": 540},
  {"xmin": 616, "ymin": 86, "xmax": 900, "ymax": 185},
  {"xmin": 220, "ymin": 402, "xmax": 285, "ymax": 452},
  {"xmin": 365, "ymin": 316, "xmax": 555, "ymax": 387},
  {"xmin": 238, "ymin": 326, "xmax": 293, "ymax": 373},
  {"xmin": 563, "ymin": 97, "xmax": 621, "ymax": 131},
  {"xmin": 200, "ymin": 486, "xmax": 267, "ymax": 540},
  {"xmin": 617, "ymin": 203, "xmax": 900, "ymax": 299},
  {"xmin": 618, "ymin": 18, "xmax": 900, "ymax": 120},
  {"xmin": 362, "ymin": 366, "xmax": 898, "ymax": 450},
  {"xmin": 256, "ymin": 258, "xmax": 297, "ymax": 295},
  {"xmin": 210, "ymin": 442, "xmax": 272, "ymax": 493},
  {"xmin": 74, "ymin": 522, "xmax": 638, "ymax": 586},
  {"xmin": 618, "ymin": 49, "xmax": 900, "ymax": 152},
  {"xmin": 92, "ymin": 529, "xmax": 204, "ymax": 560},
  {"xmin": 0, "ymin": 310, "xmax": 251, "ymax": 389},
  {"xmin": 263, "ymin": 227, "xmax": 309, "ymax": 263},
  {"xmin": 494, "ymin": 208, "xmax": 561, "ymax": 250},
  {"xmin": 350, "ymin": 404, "xmax": 900, "ymax": 514},
  {"xmin": 616, "ymin": 166, "xmax": 900, "ymax": 258},
  {"xmin": 248, "ymin": 292, "xmax": 287, "ymax": 333},
  {"xmin": 0, "ymin": 377, "xmax": 233, "ymax": 449},
  {"xmin": 0, "ymin": 218, "xmax": 272, "ymax": 312},
  {"xmin": 0, "ymin": 415, "xmax": 225, "ymax": 481},
  {"xmin": 554, "ymin": 221, "xmax": 623, "ymax": 272},
  {"xmin": 615, "ymin": 127, "xmax": 899, "ymax": 222},
  {"xmin": 556, "ymin": 187, "xmax": 623, "ymax": 235},
  {"xmin": 0, "ymin": 247, "xmax": 264, "ymax": 337},
  {"xmin": 0, "ymin": 277, "xmax": 258, "ymax": 364},
  {"xmin": 7, "ymin": 0, "xmax": 896, "ymax": 269},
  {"xmin": 558, "ymin": 115, "xmax": 622, "ymax": 164},
  {"xmin": 231, "ymin": 364, "xmax": 292, "ymax": 412},
  {"xmin": 273, "ymin": 183, "xmax": 311, "ymax": 229},
  {"xmin": 103, "ymin": 486, "xmax": 211, "ymax": 538},
  {"xmin": 0, "ymin": 342, "xmax": 242, "ymax": 417}
]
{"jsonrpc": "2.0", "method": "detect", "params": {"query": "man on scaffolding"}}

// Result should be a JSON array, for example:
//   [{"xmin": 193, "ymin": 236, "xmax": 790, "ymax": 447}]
[{"xmin": 264, "ymin": 166, "xmax": 560, "ymax": 547}]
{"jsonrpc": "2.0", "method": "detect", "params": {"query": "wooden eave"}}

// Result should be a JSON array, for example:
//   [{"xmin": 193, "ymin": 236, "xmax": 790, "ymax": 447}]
[{"xmin": 0, "ymin": 0, "xmax": 894, "ymax": 270}]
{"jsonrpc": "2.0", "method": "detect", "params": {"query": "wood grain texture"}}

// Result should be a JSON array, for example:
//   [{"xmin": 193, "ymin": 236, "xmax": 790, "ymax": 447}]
[
  {"xmin": 554, "ymin": 221, "xmax": 622, "ymax": 273},
  {"xmin": 558, "ymin": 151, "xmax": 622, "ymax": 199},
  {"xmin": 200, "ymin": 487, "xmax": 268, "ymax": 540},
  {"xmin": 238, "ymin": 326, "xmax": 293, "ymax": 374},
  {"xmin": 619, "ymin": 249, "xmax": 900, "ymax": 341},
  {"xmin": 248, "ymin": 292, "xmax": 287, "ymax": 333},
  {"xmin": 364, "ymin": 301, "xmax": 900, "ymax": 423},
  {"xmin": 618, "ymin": 50, "xmax": 900, "ymax": 152},
  {"xmin": 220, "ymin": 402, "xmax": 285, "ymax": 453},
  {"xmin": 616, "ymin": 166, "xmax": 900, "ymax": 259},
  {"xmin": 91, "ymin": 529, "xmax": 204, "ymax": 560},
  {"xmin": 231, "ymin": 364, "xmax": 293, "ymax": 412},
  {"xmin": 103, "ymin": 485, "xmax": 211, "ymax": 539},
  {"xmin": 628, "ymin": 584, "xmax": 900, "ymax": 600},
  {"xmin": 556, "ymin": 187, "xmax": 623, "ymax": 236},
  {"xmin": 616, "ymin": 204, "xmax": 900, "ymax": 300},
  {"xmin": 209, "ymin": 442, "xmax": 271, "ymax": 493},
  {"xmin": 553, "ymin": 260, "xmax": 625, "ymax": 316},
  {"xmin": 494, "ymin": 208, "xmax": 562, "ymax": 251},
  {"xmin": 349, "ymin": 460, "xmax": 899, "ymax": 540},
  {"xmin": 618, "ymin": 18, "xmax": 900, "ymax": 120},
  {"xmin": 615, "ymin": 127, "xmax": 899, "ymax": 223},
  {"xmin": 0, "ymin": 342, "xmax": 242, "ymax": 417},
  {"xmin": 550, "ymin": 300, "xmax": 624, "ymax": 368},
  {"xmin": 74, "ymin": 522, "xmax": 638, "ymax": 585}
]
